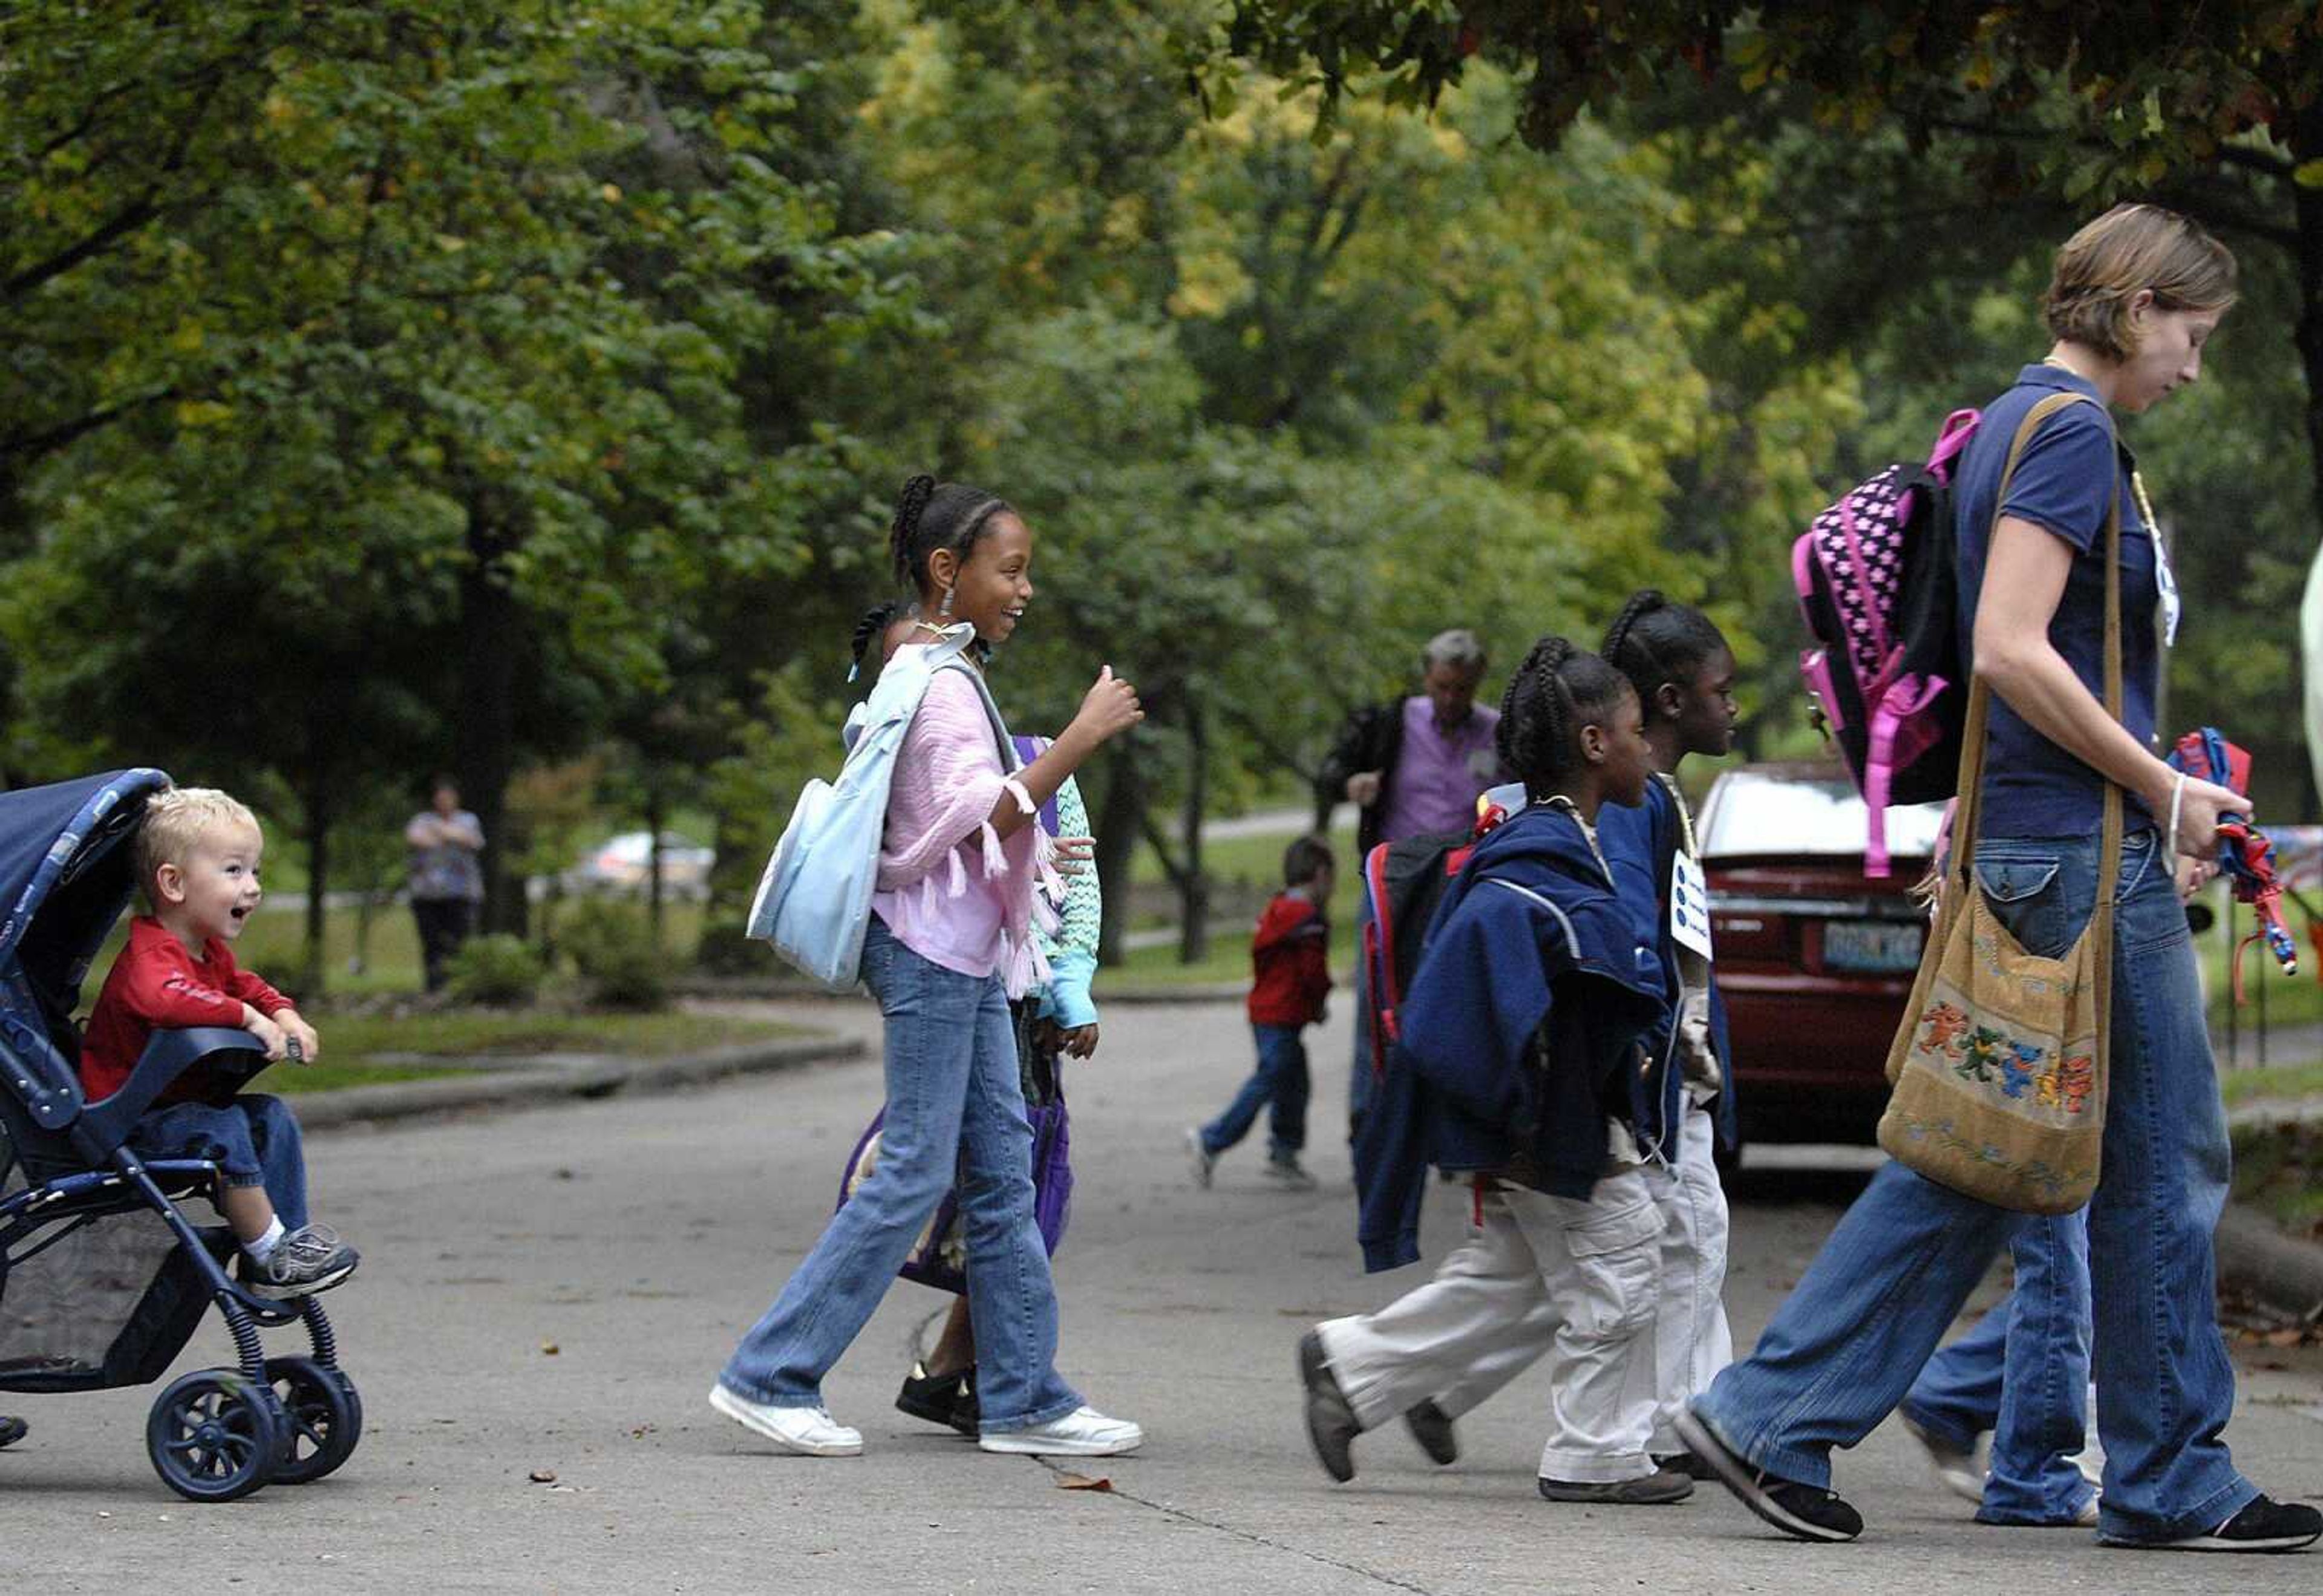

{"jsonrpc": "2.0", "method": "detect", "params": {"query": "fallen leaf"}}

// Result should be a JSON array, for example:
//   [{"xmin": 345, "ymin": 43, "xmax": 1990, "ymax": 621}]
[
  {"xmin": 540, "ymin": 1341, "xmax": 560, "ymax": 1356},
  {"xmin": 1054, "ymin": 1472, "xmax": 1112, "ymax": 1493},
  {"xmin": 529, "ymin": 1468, "xmax": 558, "ymax": 1483}
]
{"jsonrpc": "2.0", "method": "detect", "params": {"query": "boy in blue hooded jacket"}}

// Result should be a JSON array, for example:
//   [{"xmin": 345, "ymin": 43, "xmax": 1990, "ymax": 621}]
[{"xmin": 1296, "ymin": 638, "xmax": 1689, "ymax": 1505}]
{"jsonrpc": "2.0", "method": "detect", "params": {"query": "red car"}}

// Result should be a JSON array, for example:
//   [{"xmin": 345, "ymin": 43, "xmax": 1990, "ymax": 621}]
[{"xmin": 1699, "ymin": 762, "xmax": 1945, "ymax": 1149}]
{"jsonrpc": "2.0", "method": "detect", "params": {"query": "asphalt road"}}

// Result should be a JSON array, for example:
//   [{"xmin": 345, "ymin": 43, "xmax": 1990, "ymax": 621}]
[{"xmin": 8, "ymin": 997, "xmax": 2319, "ymax": 1594}]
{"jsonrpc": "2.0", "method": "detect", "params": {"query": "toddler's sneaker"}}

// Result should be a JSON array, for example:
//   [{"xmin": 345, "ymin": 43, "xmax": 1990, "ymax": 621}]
[
  {"xmin": 249, "ymin": 1223, "xmax": 359, "ymax": 1299},
  {"xmin": 708, "ymin": 1384, "xmax": 863, "ymax": 1457},
  {"xmin": 1261, "ymin": 1154, "xmax": 1318, "ymax": 1190},
  {"xmin": 978, "ymin": 1406, "xmax": 1143, "ymax": 1457},
  {"xmin": 1183, "ymin": 1127, "xmax": 1215, "ymax": 1189}
]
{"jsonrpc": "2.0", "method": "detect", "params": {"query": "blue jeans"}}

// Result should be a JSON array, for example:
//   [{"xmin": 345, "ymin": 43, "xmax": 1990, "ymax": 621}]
[
  {"xmin": 1348, "ymin": 896, "xmax": 1376, "ymax": 1127},
  {"xmin": 129, "ymin": 1094, "xmax": 310, "ymax": 1229},
  {"xmin": 1901, "ymin": 1210, "xmax": 2094, "ymax": 1524},
  {"xmin": 720, "ymin": 918, "xmax": 1080, "ymax": 1433},
  {"xmin": 1695, "ymin": 828, "xmax": 2255, "ymax": 1543},
  {"xmin": 1202, "ymin": 1024, "xmax": 1310, "ymax": 1161}
]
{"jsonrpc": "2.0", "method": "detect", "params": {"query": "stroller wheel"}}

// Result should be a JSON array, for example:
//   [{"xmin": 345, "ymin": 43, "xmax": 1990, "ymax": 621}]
[
  {"xmin": 146, "ymin": 1370, "xmax": 284, "ymax": 1502},
  {"xmin": 264, "ymin": 1356, "xmax": 362, "ymax": 1483}
]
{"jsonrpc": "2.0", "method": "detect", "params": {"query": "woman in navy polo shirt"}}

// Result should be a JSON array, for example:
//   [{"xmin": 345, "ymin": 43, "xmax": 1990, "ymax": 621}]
[{"xmin": 1677, "ymin": 206, "xmax": 2319, "ymax": 1554}]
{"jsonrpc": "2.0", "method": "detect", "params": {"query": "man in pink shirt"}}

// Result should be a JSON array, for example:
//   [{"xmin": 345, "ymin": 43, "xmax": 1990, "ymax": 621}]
[{"xmin": 1315, "ymin": 629, "xmax": 1505, "ymax": 1128}]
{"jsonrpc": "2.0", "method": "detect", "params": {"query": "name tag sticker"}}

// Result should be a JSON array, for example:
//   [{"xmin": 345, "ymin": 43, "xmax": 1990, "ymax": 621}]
[{"xmin": 1671, "ymin": 852, "xmax": 1714, "ymax": 961}]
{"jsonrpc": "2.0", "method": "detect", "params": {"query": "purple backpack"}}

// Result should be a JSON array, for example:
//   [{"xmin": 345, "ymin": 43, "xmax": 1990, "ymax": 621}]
[{"xmin": 1794, "ymin": 409, "xmax": 1979, "ymax": 876}]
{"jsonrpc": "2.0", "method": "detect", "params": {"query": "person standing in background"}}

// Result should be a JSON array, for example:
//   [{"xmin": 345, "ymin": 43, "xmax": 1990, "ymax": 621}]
[{"xmin": 406, "ymin": 776, "xmax": 485, "ymax": 993}]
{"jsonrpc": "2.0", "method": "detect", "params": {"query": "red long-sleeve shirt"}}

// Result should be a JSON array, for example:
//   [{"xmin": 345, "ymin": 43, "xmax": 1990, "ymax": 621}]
[
  {"xmin": 1247, "ymin": 892, "xmax": 1331, "ymax": 1027},
  {"xmin": 79, "ymin": 916, "xmax": 294, "ymax": 1104}
]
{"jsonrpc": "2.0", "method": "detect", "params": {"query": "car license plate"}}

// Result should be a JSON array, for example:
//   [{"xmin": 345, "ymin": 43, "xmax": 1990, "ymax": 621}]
[{"xmin": 1823, "ymin": 920, "xmax": 1923, "ymax": 973}]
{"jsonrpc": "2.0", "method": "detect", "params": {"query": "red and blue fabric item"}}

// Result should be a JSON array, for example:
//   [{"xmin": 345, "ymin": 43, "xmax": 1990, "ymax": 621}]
[
  {"xmin": 1247, "ymin": 892, "xmax": 1331, "ymax": 1028},
  {"xmin": 2168, "ymin": 726, "xmax": 2296, "ymax": 1000}
]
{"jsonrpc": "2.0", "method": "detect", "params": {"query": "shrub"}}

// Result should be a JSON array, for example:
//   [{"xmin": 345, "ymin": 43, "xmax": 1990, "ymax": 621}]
[
  {"xmin": 442, "ymin": 934, "xmax": 547, "ymax": 1008},
  {"xmin": 560, "ymin": 901, "xmax": 670, "ymax": 1010},
  {"xmin": 693, "ymin": 909, "xmax": 776, "ymax": 976}
]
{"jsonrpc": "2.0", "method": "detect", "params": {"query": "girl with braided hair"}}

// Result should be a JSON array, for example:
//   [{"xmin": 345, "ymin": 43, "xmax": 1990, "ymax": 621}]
[
  {"xmin": 1593, "ymin": 591, "xmax": 1740, "ymax": 1481},
  {"xmin": 714, "ymin": 474, "xmax": 1146, "ymax": 1460},
  {"xmin": 1298, "ymin": 638, "xmax": 1694, "ymax": 1505}
]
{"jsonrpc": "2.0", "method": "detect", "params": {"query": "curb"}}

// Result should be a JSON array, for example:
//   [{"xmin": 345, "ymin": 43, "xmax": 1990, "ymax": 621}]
[
  {"xmin": 2216, "ymin": 1206, "xmax": 2323, "ymax": 1323},
  {"xmin": 293, "ymin": 1033, "xmax": 867, "ymax": 1133}
]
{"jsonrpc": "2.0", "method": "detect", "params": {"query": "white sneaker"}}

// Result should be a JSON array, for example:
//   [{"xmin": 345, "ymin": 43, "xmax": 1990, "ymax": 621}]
[
  {"xmin": 1898, "ymin": 1411, "xmax": 1985, "ymax": 1505},
  {"xmin": 1184, "ymin": 1127, "xmax": 1215, "ymax": 1189},
  {"xmin": 708, "ymin": 1384, "xmax": 862, "ymax": 1456},
  {"xmin": 978, "ymin": 1406, "xmax": 1144, "ymax": 1457}
]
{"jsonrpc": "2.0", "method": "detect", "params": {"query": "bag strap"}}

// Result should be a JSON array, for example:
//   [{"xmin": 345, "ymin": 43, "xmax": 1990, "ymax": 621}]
[{"xmin": 1947, "ymin": 390, "xmax": 2126, "ymax": 910}]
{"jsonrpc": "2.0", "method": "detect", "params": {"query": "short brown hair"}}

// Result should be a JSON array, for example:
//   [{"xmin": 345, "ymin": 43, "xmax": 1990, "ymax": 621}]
[
  {"xmin": 136, "ymin": 787, "xmax": 261, "ymax": 908},
  {"xmin": 2042, "ymin": 204, "xmax": 2236, "ymax": 362}
]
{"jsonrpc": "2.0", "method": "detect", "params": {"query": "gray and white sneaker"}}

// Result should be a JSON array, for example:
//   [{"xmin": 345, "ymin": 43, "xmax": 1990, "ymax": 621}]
[
  {"xmin": 249, "ymin": 1223, "xmax": 358, "ymax": 1300},
  {"xmin": 1261, "ymin": 1154, "xmax": 1318, "ymax": 1190},
  {"xmin": 1184, "ymin": 1127, "xmax": 1215, "ymax": 1189}
]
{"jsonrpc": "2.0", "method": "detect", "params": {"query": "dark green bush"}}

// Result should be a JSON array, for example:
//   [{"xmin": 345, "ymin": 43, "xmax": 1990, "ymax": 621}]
[
  {"xmin": 560, "ymin": 901, "xmax": 670, "ymax": 1010},
  {"xmin": 693, "ymin": 908, "xmax": 776, "ymax": 976},
  {"xmin": 442, "ymin": 934, "xmax": 547, "ymax": 1008}
]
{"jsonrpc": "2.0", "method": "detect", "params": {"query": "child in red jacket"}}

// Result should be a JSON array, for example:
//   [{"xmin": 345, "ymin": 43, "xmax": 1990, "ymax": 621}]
[
  {"xmin": 81, "ymin": 786, "xmax": 358, "ymax": 1298},
  {"xmin": 1187, "ymin": 836, "xmax": 1334, "ymax": 1189}
]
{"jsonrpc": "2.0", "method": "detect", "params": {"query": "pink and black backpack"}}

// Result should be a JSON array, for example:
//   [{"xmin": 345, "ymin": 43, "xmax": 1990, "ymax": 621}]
[{"xmin": 1794, "ymin": 410, "xmax": 1980, "ymax": 876}]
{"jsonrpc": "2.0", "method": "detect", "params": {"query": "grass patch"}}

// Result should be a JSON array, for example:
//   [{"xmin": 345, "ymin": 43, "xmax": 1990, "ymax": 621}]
[
  {"xmin": 2219, "ymin": 1059, "xmax": 2323, "ymax": 1107},
  {"xmin": 263, "ymin": 1009, "xmax": 808, "ymax": 1095},
  {"xmin": 2229, "ymin": 1119, "xmax": 2323, "ymax": 1243}
]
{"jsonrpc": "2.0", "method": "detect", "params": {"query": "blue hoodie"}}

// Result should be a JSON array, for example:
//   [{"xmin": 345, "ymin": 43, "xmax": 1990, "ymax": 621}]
[
  {"xmin": 1597, "ymin": 777, "xmax": 1739, "ymax": 1157},
  {"xmin": 1352, "ymin": 801, "xmax": 1670, "ymax": 1272}
]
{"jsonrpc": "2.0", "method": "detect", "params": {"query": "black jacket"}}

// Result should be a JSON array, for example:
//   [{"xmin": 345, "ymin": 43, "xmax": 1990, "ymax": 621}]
[{"xmin": 1315, "ymin": 701, "xmax": 1408, "ymax": 861}]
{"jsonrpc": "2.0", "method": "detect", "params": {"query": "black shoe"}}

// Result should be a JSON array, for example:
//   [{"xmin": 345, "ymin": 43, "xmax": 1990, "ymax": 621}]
[
  {"xmin": 1652, "ymin": 1450, "xmax": 1716, "ymax": 1481},
  {"xmin": 1538, "ymin": 1468, "xmax": 1694, "ymax": 1505},
  {"xmin": 1674, "ymin": 1407, "xmax": 1862, "ymax": 1543},
  {"xmin": 0, "ymin": 1416, "xmax": 24, "ymax": 1450},
  {"xmin": 896, "ymin": 1362, "xmax": 978, "ymax": 1437},
  {"xmin": 1403, "ymin": 1399, "xmax": 1457, "ymax": 1466},
  {"xmin": 1297, "ymin": 1330, "xmax": 1361, "ymax": 1483},
  {"xmin": 2103, "ymin": 1496, "xmax": 2322, "ymax": 1553}
]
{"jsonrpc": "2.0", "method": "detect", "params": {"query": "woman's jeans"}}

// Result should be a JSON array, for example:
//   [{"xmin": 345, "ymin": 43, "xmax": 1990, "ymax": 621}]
[
  {"xmin": 720, "ymin": 918, "xmax": 1081, "ymax": 1433},
  {"xmin": 1202, "ymin": 1024, "xmax": 1310, "ymax": 1161},
  {"xmin": 1694, "ymin": 828, "xmax": 2256, "ymax": 1543},
  {"xmin": 1902, "ymin": 1209, "xmax": 2095, "ymax": 1524}
]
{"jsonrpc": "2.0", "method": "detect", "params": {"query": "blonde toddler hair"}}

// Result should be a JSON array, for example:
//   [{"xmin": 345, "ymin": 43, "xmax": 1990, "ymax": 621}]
[{"xmin": 136, "ymin": 787, "xmax": 262, "ymax": 908}]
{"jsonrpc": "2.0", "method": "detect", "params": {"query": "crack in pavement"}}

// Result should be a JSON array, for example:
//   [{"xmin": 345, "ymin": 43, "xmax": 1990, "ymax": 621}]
[{"xmin": 1030, "ymin": 1457, "xmax": 1446, "ymax": 1594}]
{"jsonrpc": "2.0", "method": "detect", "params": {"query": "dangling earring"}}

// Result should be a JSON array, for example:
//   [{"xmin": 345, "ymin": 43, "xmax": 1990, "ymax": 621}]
[{"xmin": 938, "ymin": 586, "xmax": 955, "ymax": 618}]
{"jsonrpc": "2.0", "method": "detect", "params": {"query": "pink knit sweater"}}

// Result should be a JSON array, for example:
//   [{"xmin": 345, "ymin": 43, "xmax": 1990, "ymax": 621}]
[{"xmin": 870, "ymin": 659, "xmax": 1060, "ymax": 996}]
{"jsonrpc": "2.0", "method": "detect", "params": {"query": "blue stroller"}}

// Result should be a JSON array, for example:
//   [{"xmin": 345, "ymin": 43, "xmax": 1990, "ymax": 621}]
[{"xmin": 0, "ymin": 769, "xmax": 359, "ymax": 1500}]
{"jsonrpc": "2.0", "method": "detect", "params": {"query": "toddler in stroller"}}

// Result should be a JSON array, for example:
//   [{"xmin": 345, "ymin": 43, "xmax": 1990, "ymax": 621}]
[{"xmin": 0, "ymin": 770, "xmax": 362, "ymax": 1500}]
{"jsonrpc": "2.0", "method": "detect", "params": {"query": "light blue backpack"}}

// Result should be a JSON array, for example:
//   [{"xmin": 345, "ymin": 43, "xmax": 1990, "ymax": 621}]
[{"xmin": 747, "ymin": 624, "xmax": 1016, "ymax": 989}]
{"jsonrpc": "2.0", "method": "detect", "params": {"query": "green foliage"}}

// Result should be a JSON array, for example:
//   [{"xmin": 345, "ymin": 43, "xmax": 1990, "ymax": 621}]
[
  {"xmin": 442, "ymin": 934, "xmax": 549, "ymax": 1009},
  {"xmin": 558, "ymin": 900, "xmax": 670, "ymax": 1009}
]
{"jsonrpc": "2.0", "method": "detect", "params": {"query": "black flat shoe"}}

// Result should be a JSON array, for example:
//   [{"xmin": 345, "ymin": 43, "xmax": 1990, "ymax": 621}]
[
  {"xmin": 896, "ymin": 1362, "xmax": 977, "ymax": 1437},
  {"xmin": 2102, "ymin": 1496, "xmax": 2322, "ymax": 1554},
  {"xmin": 0, "ymin": 1416, "xmax": 25, "ymax": 1450}
]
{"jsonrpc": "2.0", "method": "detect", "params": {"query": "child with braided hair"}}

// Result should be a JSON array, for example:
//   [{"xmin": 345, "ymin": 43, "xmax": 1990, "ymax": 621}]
[
  {"xmin": 713, "ymin": 473, "xmax": 1146, "ymax": 1459},
  {"xmin": 1298, "ymin": 638, "xmax": 1692, "ymax": 1504},
  {"xmin": 1594, "ymin": 590, "xmax": 1741, "ymax": 1480}
]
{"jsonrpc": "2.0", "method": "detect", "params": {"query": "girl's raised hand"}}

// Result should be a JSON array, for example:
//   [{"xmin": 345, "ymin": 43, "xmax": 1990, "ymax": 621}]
[{"xmin": 1073, "ymin": 666, "xmax": 1143, "ymax": 744}]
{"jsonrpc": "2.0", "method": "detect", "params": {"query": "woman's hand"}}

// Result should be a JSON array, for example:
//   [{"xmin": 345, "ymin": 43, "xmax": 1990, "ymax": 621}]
[
  {"xmin": 2157, "ymin": 771, "xmax": 2249, "ymax": 859},
  {"xmin": 1071, "ymin": 666, "xmax": 1143, "ymax": 745},
  {"xmin": 2173, "ymin": 852, "xmax": 2217, "ymax": 901},
  {"xmin": 1053, "ymin": 834, "xmax": 1094, "ymax": 875}
]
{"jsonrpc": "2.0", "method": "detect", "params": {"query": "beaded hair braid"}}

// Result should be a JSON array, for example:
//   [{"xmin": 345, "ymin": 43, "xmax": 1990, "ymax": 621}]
[
  {"xmin": 1495, "ymin": 635, "xmax": 1631, "ymax": 798},
  {"xmin": 888, "ymin": 473, "xmax": 1013, "ymax": 594},
  {"xmin": 1599, "ymin": 590, "xmax": 1728, "ymax": 719}
]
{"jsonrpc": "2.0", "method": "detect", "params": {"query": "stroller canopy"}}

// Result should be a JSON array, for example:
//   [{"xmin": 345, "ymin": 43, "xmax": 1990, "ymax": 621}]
[{"xmin": 0, "ymin": 768, "xmax": 171, "ymax": 1128}]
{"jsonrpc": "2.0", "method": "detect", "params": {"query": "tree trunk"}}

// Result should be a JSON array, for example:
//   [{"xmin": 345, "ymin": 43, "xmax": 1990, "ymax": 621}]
[
  {"xmin": 1092, "ymin": 741, "xmax": 1145, "ymax": 967},
  {"xmin": 645, "ymin": 787, "xmax": 667, "ymax": 944},
  {"xmin": 1176, "ymin": 703, "xmax": 1211, "ymax": 964},
  {"xmin": 456, "ymin": 488, "xmax": 524, "ymax": 937},
  {"xmin": 2292, "ymin": 102, "xmax": 2323, "ymax": 820},
  {"xmin": 299, "ymin": 751, "xmax": 332, "ymax": 999}
]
